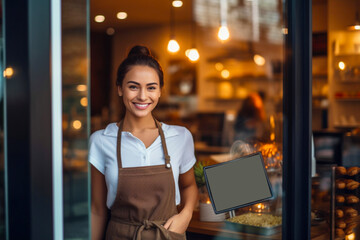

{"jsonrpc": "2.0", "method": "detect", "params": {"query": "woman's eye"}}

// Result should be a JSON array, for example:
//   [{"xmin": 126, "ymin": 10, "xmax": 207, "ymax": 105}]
[
  {"xmin": 129, "ymin": 85, "xmax": 138, "ymax": 90},
  {"xmin": 148, "ymin": 86, "xmax": 156, "ymax": 90}
]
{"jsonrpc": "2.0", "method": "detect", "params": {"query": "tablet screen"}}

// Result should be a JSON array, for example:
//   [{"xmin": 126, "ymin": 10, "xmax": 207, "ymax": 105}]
[{"xmin": 204, "ymin": 152, "xmax": 273, "ymax": 214}]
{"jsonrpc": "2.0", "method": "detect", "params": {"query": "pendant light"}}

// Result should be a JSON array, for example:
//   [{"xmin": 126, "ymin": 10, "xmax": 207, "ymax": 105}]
[
  {"xmin": 167, "ymin": 3, "xmax": 180, "ymax": 53},
  {"xmin": 218, "ymin": 0, "xmax": 230, "ymax": 41},
  {"xmin": 185, "ymin": 5, "xmax": 200, "ymax": 62},
  {"xmin": 348, "ymin": 1, "xmax": 360, "ymax": 31},
  {"xmin": 348, "ymin": 11, "xmax": 360, "ymax": 31}
]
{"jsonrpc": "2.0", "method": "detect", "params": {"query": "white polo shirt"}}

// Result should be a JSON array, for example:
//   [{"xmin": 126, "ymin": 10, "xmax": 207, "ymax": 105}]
[{"xmin": 89, "ymin": 122, "xmax": 197, "ymax": 209}]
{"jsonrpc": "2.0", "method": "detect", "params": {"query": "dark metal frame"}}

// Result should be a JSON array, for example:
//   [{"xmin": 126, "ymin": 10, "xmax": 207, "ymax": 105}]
[
  {"xmin": 283, "ymin": 0, "xmax": 312, "ymax": 239},
  {"xmin": 5, "ymin": 0, "xmax": 54, "ymax": 239}
]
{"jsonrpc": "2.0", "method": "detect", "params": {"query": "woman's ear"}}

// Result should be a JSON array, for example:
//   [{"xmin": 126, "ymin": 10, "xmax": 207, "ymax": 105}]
[{"xmin": 117, "ymin": 86, "xmax": 123, "ymax": 96}]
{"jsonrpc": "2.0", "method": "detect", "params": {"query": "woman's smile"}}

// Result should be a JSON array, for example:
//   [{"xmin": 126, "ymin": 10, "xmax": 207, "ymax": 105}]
[{"xmin": 133, "ymin": 102, "xmax": 151, "ymax": 110}]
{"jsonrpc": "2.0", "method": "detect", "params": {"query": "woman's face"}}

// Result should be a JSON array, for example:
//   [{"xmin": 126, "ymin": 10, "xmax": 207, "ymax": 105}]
[{"xmin": 118, "ymin": 65, "xmax": 161, "ymax": 119}]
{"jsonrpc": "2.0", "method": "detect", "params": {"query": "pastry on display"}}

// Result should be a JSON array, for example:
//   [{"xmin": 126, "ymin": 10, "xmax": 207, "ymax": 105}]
[
  {"xmin": 336, "ymin": 166, "xmax": 347, "ymax": 175},
  {"xmin": 345, "ymin": 195, "xmax": 359, "ymax": 204},
  {"xmin": 335, "ymin": 179, "xmax": 346, "ymax": 189},
  {"xmin": 347, "ymin": 166, "xmax": 359, "ymax": 176}
]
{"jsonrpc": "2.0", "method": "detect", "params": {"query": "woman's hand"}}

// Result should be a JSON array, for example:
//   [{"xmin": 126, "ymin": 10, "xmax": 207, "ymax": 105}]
[
  {"xmin": 163, "ymin": 210, "xmax": 192, "ymax": 234},
  {"xmin": 164, "ymin": 168, "xmax": 198, "ymax": 234}
]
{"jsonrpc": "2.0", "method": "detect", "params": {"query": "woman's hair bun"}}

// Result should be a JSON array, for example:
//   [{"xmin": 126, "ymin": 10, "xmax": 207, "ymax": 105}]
[{"xmin": 128, "ymin": 45, "xmax": 151, "ymax": 57}]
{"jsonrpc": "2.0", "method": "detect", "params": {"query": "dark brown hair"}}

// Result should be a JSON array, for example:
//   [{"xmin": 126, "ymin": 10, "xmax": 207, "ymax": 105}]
[{"xmin": 116, "ymin": 45, "xmax": 164, "ymax": 87}]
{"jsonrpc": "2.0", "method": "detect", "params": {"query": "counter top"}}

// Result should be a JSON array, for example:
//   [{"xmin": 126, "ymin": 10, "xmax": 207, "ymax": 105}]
[{"xmin": 187, "ymin": 210, "xmax": 330, "ymax": 240}]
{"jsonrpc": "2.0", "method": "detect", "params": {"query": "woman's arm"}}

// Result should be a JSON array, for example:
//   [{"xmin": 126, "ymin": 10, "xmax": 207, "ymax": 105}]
[
  {"xmin": 91, "ymin": 165, "xmax": 109, "ymax": 240},
  {"xmin": 164, "ymin": 168, "xmax": 198, "ymax": 233}
]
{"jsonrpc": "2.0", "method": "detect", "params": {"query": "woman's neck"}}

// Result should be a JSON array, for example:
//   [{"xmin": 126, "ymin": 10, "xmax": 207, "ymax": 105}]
[{"xmin": 122, "ymin": 114, "xmax": 157, "ymax": 132}]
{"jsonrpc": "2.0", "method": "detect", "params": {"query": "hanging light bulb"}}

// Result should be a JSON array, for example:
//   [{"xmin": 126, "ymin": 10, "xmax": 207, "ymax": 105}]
[
  {"xmin": 185, "ymin": 48, "xmax": 200, "ymax": 62},
  {"xmin": 167, "ymin": 2, "xmax": 180, "ymax": 53},
  {"xmin": 167, "ymin": 39, "xmax": 180, "ymax": 53},
  {"xmin": 253, "ymin": 54, "xmax": 266, "ymax": 66},
  {"xmin": 218, "ymin": 25, "xmax": 230, "ymax": 41},
  {"xmin": 218, "ymin": 0, "xmax": 230, "ymax": 41}
]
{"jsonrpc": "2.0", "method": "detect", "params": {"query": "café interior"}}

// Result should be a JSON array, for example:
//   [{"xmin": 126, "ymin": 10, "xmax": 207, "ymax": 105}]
[
  {"xmin": 83, "ymin": 0, "xmax": 360, "ymax": 239},
  {"xmin": 2, "ymin": 0, "xmax": 360, "ymax": 239}
]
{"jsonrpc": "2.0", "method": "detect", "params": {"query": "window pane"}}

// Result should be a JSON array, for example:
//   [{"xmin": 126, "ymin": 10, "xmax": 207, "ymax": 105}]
[
  {"xmin": 312, "ymin": 0, "xmax": 360, "ymax": 239},
  {"xmin": 62, "ymin": 0, "xmax": 90, "ymax": 239}
]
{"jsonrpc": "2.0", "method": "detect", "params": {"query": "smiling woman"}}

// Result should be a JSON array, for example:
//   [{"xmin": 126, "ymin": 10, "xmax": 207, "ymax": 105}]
[{"xmin": 89, "ymin": 45, "xmax": 198, "ymax": 240}]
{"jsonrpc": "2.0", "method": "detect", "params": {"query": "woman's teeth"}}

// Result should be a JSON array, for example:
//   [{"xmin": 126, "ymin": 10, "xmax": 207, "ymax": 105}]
[{"xmin": 134, "ymin": 103, "xmax": 149, "ymax": 109}]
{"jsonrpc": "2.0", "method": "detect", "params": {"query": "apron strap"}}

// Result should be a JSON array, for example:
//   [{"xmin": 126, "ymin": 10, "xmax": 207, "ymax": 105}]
[
  {"xmin": 154, "ymin": 119, "xmax": 171, "ymax": 169},
  {"xmin": 117, "ymin": 120, "xmax": 124, "ymax": 168},
  {"xmin": 116, "ymin": 118, "xmax": 171, "ymax": 169}
]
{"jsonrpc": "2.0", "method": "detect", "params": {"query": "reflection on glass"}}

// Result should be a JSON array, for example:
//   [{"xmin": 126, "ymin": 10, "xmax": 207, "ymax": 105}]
[
  {"xmin": 62, "ymin": 0, "xmax": 89, "ymax": 239},
  {"xmin": 312, "ymin": 0, "xmax": 360, "ymax": 239},
  {"xmin": 0, "ymin": 1, "xmax": 5, "ymax": 237}
]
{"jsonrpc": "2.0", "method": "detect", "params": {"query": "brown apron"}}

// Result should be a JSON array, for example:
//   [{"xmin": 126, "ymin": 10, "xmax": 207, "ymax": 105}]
[{"xmin": 105, "ymin": 119, "xmax": 187, "ymax": 240}]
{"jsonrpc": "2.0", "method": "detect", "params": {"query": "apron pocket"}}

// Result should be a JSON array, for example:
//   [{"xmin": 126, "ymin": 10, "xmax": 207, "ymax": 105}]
[
  {"xmin": 159, "ymin": 225, "xmax": 186, "ymax": 240},
  {"xmin": 167, "ymin": 230, "xmax": 186, "ymax": 240}
]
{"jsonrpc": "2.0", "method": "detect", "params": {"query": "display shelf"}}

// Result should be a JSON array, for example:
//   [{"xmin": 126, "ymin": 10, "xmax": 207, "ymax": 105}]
[
  {"xmin": 334, "ymin": 53, "xmax": 360, "ymax": 57},
  {"xmin": 205, "ymin": 97, "xmax": 245, "ymax": 102},
  {"xmin": 334, "ymin": 98, "xmax": 360, "ymax": 102},
  {"xmin": 206, "ymin": 76, "xmax": 276, "ymax": 82}
]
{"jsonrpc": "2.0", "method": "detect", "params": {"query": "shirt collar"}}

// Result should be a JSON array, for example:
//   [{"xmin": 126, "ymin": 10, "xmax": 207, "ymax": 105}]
[{"xmin": 103, "ymin": 122, "xmax": 179, "ymax": 138}]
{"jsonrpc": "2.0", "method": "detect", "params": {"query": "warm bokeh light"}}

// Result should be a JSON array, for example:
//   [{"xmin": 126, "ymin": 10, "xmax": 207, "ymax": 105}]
[
  {"xmin": 94, "ymin": 15, "xmax": 105, "ymax": 23},
  {"xmin": 80, "ymin": 97, "xmax": 88, "ymax": 107},
  {"xmin": 218, "ymin": 82, "xmax": 233, "ymax": 99},
  {"xmin": 185, "ymin": 48, "xmax": 200, "ymax": 62},
  {"xmin": 270, "ymin": 115, "xmax": 275, "ymax": 128},
  {"xmin": 167, "ymin": 39, "xmax": 180, "ymax": 53},
  {"xmin": 338, "ymin": 61, "xmax": 346, "ymax": 70},
  {"xmin": 172, "ymin": 0, "xmax": 183, "ymax": 7},
  {"xmin": 221, "ymin": 69, "xmax": 230, "ymax": 79},
  {"xmin": 106, "ymin": 27, "xmax": 115, "ymax": 36},
  {"xmin": 253, "ymin": 54, "xmax": 266, "ymax": 66},
  {"xmin": 3, "ymin": 67, "xmax": 14, "ymax": 78},
  {"xmin": 348, "ymin": 24, "xmax": 360, "ymax": 31},
  {"xmin": 76, "ymin": 84, "xmax": 87, "ymax": 92},
  {"xmin": 346, "ymin": 233, "xmax": 355, "ymax": 240},
  {"xmin": 218, "ymin": 25, "xmax": 230, "ymax": 41},
  {"xmin": 117, "ymin": 12, "xmax": 127, "ymax": 20},
  {"xmin": 215, "ymin": 62, "xmax": 224, "ymax": 71},
  {"xmin": 282, "ymin": 28, "xmax": 288, "ymax": 35},
  {"xmin": 72, "ymin": 120, "xmax": 82, "ymax": 130},
  {"xmin": 236, "ymin": 87, "xmax": 248, "ymax": 99}
]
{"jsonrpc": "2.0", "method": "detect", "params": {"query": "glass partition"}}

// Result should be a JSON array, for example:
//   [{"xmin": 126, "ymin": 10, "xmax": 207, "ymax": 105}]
[
  {"xmin": 62, "ymin": 0, "xmax": 90, "ymax": 239},
  {"xmin": 91, "ymin": 0, "xmax": 286, "ymax": 239},
  {"xmin": 312, "ymin": 0, "xmax": 360, "ymax": 239}
]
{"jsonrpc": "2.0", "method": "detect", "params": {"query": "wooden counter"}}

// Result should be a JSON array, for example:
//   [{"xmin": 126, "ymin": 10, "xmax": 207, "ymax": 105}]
[{"xmin": 187, "ymin": 210, "xmax": 330, "ymax": 240}]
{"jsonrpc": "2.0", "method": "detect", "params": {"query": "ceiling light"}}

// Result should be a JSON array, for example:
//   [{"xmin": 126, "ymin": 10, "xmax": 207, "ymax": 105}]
[
  {"xmin": 167, "ymin": 39, "xmax": 180, "ymax": 53},
  {"xmin": 117, "ymin": 12, "xmax": 127, "ymax": 20},
  {"xmin": 76, "ymin": 84, "xmax": 87, "ymax": 92},
  {"xmin": 218, "ymin": 25, "xmax": 230, "ymax": 41},
  {"xmin": 348, "ymin": 8, "xmax": 360, "ymax": 31},
  {"xmin": 172, "ymin": 0, "xmax": 183, "ymax": 8},
  {"xmin": 253, "ymin": 54, "xmax": 266, "ymax": 66},
  {"xmin": 94, "ymin": 15, "xmax": 105, "ymax": 23},
  {"xmin": 72, "ymin": 120, "xmax": 82, "ymax": 130},
  {"xmin": 338, "ymin": 61, "xmax": 346, "ymax": 70},
  {"xmin": 218, "ymin": 0, "xmax": 230, "ymax": 41},
  {"xmin": 185, "ymin": 48, "xmax": 200, "ymax": 62},
  {"xmin": 3, "ymin": 67, "xmax": 14, "ymax": 78},
  {"xmin": 80, "ymin": 97, "xmax": 88, "ymax": 107},
  {"xmin": 221, "ymin": 69, "xmax": 230, "ymax": 79}
]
